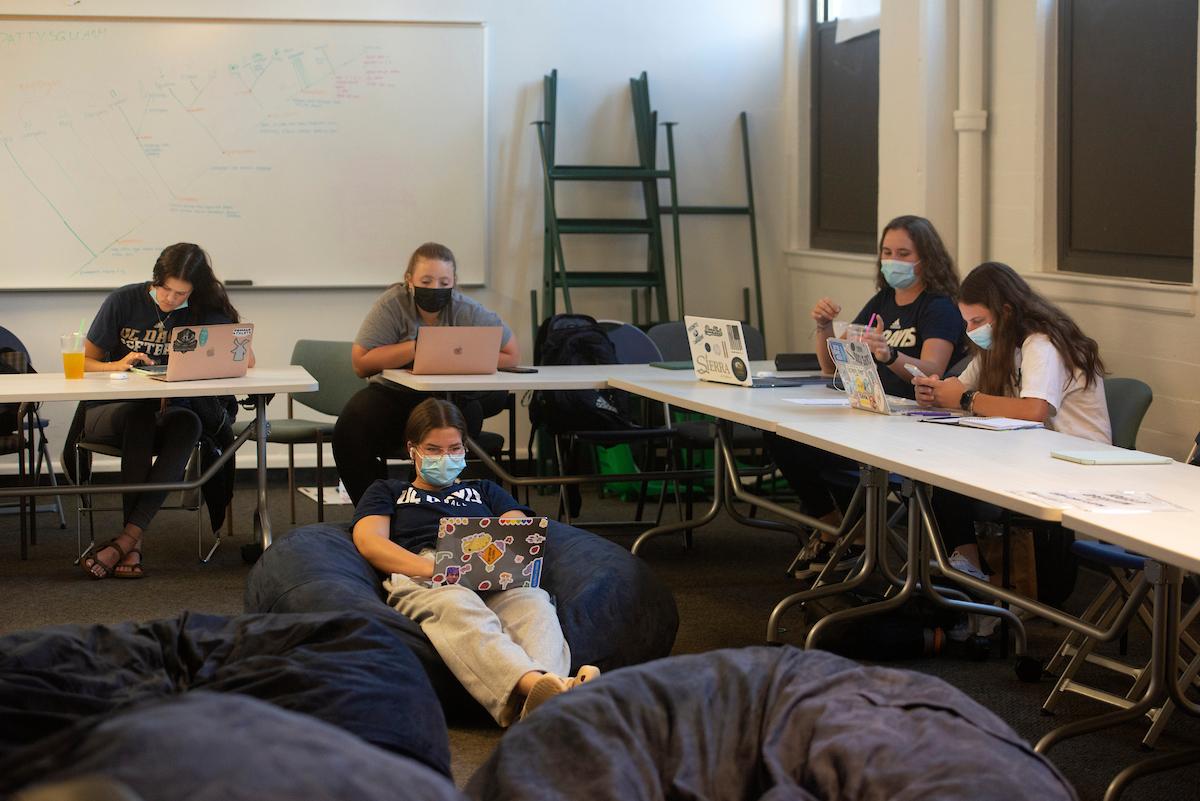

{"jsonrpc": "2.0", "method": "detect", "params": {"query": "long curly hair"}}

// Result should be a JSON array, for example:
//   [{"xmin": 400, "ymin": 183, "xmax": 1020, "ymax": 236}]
[
  {"xmin": 875, "ymin": 215, "xmax": 960, "ymax": 299},
  {"xmin": 959, "ymin": 262, "xmax": 1105, "ymax": 396},
  {"xmin": 152, "ymin": 243, "xmax": 240, "ymax": 324}
]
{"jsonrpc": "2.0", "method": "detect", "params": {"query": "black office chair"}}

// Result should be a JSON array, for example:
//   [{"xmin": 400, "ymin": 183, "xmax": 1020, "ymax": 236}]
[
  {"xmin": 552, "ymin": 322, "xmax": 680, "ymax": 528},
  {"xmin": 0, "ymin": 328, "xmax": 67, "ymax": 557}
]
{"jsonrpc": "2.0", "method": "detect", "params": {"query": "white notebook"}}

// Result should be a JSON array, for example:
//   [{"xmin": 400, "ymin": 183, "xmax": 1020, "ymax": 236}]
[
  {"xmin": 1052, "ymin": 450, "xmax": 1174, "ymax": 466},
  {"xmin": 921, "ymin": 416, "xmax": 1044, "ymax": 430}
]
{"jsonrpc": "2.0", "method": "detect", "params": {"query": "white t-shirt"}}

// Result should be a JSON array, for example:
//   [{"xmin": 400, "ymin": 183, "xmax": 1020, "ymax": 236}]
[{"xmin": 959, "ymin": 333, "xmax": 1111, "ymax": 444}]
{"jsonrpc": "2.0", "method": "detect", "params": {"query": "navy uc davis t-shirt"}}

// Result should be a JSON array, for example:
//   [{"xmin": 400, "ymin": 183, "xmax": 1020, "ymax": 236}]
[
  {"xmin": 88, "ymin": 282, "xmax": 232, "ymax": 363},
  {"xmin": 351, "ymin": 478, "xmax": 533, "ymax": 554},
  {"xmin": 852, "ymin": 289, "xmax": 968, "ymax": 399}
]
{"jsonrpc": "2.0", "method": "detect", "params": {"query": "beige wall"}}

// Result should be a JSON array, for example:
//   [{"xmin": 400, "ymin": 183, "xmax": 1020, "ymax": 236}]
[{"xmin": 786, "ymin": 0, "xmax": 1200, "ymax": 460}]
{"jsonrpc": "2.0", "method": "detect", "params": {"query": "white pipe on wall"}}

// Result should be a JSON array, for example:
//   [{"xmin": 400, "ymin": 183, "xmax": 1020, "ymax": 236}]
[{"xmin": 954, "ymin": 0, "xmax": 987, "ymax": 271}]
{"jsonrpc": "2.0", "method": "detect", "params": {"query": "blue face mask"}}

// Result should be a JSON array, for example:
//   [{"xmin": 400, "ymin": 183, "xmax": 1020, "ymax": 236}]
[
  {"xmin": 412, "ymin": 449, "xmax": 467, "ymax": 487},
  {"xmin": 880, "ymin": 260, "xmax": 919, "ymax": 290},
  {"xmin": 149, "ymin": 283, "xmax": 188, "ymax": 310},
  {"xmin": 967, "ymin": 322, "xmax": 993, "ymax": 350}
]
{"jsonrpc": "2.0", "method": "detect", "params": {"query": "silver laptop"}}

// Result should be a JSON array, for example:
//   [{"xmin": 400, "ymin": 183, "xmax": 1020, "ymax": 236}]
[
  {"xmin": 826, "ymin": 338, "xmax": 922, "ymax": 415},
  {"xmin": 128, "ymin": 323, "xmax": 254, "ymax": 382},
  {"xmin": 408, "ymin": 326, "xmax": 502, "ymax": 375},
  {"xmin": 684, "ymin": 315, "xmax": 823, "ymax": 388}
]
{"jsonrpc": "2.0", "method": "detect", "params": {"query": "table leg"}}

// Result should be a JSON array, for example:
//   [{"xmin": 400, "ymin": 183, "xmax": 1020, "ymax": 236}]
[
  {"xmin": 27, "ymin": 405, "xmax": 37, "ymax": 549},
  {"xmin": 1036, "ymin": 561, "xmax": 1174, "ymax": 754},
  {"xmin": 805, "ymin": 476, "xmax": 923, "ymax": 648},
  {"xmin": 631, "ymin": 435, "xmax": 727, "ymax": 556},
  {"xmin": 253, "ymin": 394, "xmax": 273, "ymax": 551},
  {"xmin": 18, "ymin": 405, "xmax": 29, "ymax": 560},
  {"xmin": 766, "ymin": 466, "xmax": 883, "ymax": 644}
]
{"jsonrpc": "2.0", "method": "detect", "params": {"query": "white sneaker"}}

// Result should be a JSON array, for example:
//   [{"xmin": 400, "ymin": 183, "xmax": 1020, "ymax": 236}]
[
  {"xmin": 948, "ymin": 609, "xmax": 1002, "ymax": 642},
  {"xmin": 949, "ymin": 551, "xmax": 989, "ymax": 582}
]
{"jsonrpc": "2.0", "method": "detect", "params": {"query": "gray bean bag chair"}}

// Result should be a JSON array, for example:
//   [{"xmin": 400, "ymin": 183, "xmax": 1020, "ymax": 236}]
[
  {"xmin": 0, "ymin": 611, "xmax": 451, "ymax": 785},
  {"xmin": 244, "ymin": 521, "xmax": 679, "ymax": 720},
  {"xmin": 467, "ymin": 647, "xmax": 1078, "ymax": 801},
  {"xmin": 6, "ymin": 692, "xmax": 466, "ymax": 801}
]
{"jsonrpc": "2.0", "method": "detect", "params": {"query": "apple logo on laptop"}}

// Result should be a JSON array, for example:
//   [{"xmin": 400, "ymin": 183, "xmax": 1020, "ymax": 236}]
[
  {"xmin": 454, "ymin": 346, "xmax": 463, "ymax": 355},
  {"xmin": 206, "ymin": 347, "xmax": 215, "ymax": 357}
]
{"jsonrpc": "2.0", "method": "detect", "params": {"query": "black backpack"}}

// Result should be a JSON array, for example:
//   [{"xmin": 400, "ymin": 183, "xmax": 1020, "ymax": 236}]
[{"xmin": 527, "ymin": 314, "xmax": 635, "ymax": 436}]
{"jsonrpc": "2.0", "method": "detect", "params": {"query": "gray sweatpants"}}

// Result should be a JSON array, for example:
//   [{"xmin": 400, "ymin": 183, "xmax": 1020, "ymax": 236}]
[{"xmin": 385, "ymin": 575, "xmax": 571, "ymax": 727}]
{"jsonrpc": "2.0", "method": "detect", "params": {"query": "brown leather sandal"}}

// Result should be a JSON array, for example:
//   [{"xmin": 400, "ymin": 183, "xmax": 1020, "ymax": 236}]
[
  {"xmin": 81, "ymin": 538, "xmax": 126, "ymax": 581},
  {"xmin": 113, "ymin": 546, "xmax": 144, "ymax": 580}
]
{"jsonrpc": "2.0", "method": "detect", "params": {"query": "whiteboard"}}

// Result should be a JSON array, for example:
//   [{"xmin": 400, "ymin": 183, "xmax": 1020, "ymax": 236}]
[{"xmin": 0, "ymin": 18, "xmax": 487, "ymax": 288}]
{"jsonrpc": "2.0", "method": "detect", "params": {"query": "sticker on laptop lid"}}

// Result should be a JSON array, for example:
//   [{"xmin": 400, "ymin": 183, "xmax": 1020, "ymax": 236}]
[
  {"xmin": 232, "ymin": 326, "xmax": 252, "ymax": 337},
  {"xmin": 172, "ymin": 328, "xmax": 198, "ymax": 353}
]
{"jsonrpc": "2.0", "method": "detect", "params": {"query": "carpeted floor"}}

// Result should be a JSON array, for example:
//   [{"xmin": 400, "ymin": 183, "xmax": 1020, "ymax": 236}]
[{"xmin": 2, "ymin": 469, "xmax": 1199, "ymax": 800}]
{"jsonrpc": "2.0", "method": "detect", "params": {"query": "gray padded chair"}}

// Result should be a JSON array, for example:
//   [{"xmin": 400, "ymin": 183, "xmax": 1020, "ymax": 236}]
[{"xmin": 234, "ymin": 340, "xmax": 367, "ymax": 523}]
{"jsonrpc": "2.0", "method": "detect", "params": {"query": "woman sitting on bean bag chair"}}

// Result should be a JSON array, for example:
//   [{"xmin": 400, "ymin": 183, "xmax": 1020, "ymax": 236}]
[{"xmin": 245, "ymin": 400, "xmax": 678, "ymax": 722}]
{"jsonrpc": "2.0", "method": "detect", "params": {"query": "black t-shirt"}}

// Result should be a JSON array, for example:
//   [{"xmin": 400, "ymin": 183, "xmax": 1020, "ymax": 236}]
[
  {"xmin": 852, "ymin": 289, "xmax": 967, "ymax": 399},
  {"xmin": 88, "ymin": 282, "xmax": 232, "ymax": 363},
  {"xmin": 350, "ymin": 478, "xmax": 532, "ymax": 554}
]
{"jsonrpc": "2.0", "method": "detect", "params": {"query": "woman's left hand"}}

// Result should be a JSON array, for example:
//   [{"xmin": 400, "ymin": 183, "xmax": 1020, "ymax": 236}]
[
  {"xmin": 912, "ymin": 375, "xmax": 965, "ymax": 409},
  {"xmin": 862, "ymin": 318, "xmax": 892, "ymax": 362}
]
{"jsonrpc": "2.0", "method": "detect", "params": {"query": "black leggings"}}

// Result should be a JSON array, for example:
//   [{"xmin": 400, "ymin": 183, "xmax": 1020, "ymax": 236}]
[
  {"xmin": 763, "ymin": 431, "xmax": 977, "ymax": 551},
  {"xmin": 332, "ymin": 382, "xmax": 508, "ymax": 504},
  {"xmin": 84, "ymin": 402, "xmax": 203, "ymax": 531}
]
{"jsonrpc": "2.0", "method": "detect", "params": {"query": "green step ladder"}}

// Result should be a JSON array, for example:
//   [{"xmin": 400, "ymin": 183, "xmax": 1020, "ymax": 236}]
[
  {"xmin": 533, "ymin": 70, "xmax": 679, "ymax": 324},
  {"xmin": 533, "ymin": 71, "xmax": 766, "ymax": 341},
  {"xmin": 658, "ymin": 110, "xmax": 765, "ymax": 340}
]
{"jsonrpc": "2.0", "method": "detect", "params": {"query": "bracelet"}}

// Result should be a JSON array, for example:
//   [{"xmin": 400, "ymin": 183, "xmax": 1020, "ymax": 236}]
[{"xmin": 875, "ymin": 345, "xmax": 899, "ymax": 366}]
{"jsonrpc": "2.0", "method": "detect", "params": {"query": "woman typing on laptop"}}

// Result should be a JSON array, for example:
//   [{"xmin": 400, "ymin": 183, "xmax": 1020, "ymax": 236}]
[
  {"xmin": 80, "ymin": 243, "xmax": 252, "ymax": 580},
  {"xmin": 351, "ymin": 398, "xmax": 598, "ymax": 726},
  {"xmin": 764, "ymin": 216, "xmax": 968, "ymax": 578},
  {"xmin": 334, "ymin": 242, "xmax": 520, "ymax": 504}
]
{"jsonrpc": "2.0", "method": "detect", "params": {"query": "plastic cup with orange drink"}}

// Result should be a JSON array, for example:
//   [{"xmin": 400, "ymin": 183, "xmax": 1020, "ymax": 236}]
[{"xmin": 61, "ymin": 333, "xmax": 85, "ymax": 379}]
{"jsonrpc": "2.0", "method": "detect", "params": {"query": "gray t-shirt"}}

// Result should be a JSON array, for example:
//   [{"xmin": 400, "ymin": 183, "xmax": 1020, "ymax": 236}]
[{"xmin": 354, "ymin": 285, "xmax": 513, "ymax": 372}]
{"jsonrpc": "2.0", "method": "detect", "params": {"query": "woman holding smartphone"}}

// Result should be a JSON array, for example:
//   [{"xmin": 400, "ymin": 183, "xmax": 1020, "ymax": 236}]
[
  {"xmin": 913, "ymin": 261, "xmax": 1110, "ymax": 584},
  {"xmin": 765, "ymin": 215, "xmax": 968, "ymax": 578},
  {"xmin": 333, "ymin": 242, "xmax": 520, "ymax": 504}
]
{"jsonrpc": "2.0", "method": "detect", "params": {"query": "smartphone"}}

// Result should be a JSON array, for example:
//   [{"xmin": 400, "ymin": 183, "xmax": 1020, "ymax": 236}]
[
  {"xmin": 904, "ymin": 364, "xmax": 927, "ymax": 379},
  {"xmin": 498, "ymin": 366, "xmax": 539, "ymax": 374}
]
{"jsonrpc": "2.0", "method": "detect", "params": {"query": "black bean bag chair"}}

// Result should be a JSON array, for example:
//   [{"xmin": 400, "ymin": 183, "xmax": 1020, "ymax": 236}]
[
  {"xmin": 466, "ymin": 647, "xmax": 1078, "ymax": 801},
  {"xmin": 243, "ymin": 520, "xmax": 679, "ymax": 720},
  {"xmin": 5, "ymin": 692, "xmax": 466, "ymax": 801},
  {"xmin": 0, "ymin": 611, "xmax": 451, "ymax": 784}
]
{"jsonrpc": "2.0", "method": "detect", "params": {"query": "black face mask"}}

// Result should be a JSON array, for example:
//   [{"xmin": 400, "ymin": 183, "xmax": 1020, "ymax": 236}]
[{"xmin": 412, "ymin": 286, "xmax": 453, "ymax": 314}]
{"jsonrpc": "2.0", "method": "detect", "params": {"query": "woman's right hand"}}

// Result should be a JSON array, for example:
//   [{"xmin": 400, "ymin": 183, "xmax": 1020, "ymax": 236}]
[
  {"xmin": 112, "ymin": 352, "xmax": 154, "ymax": 372},
  {"xmin": 812, "ymin": 298, "xmax": 841, "ymax": 328}
]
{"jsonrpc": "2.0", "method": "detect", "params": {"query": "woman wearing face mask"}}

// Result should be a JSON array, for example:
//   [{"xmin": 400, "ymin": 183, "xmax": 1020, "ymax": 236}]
[
  {"xmin": 764, "ymin": 215, "xmax": 968, "ymax": 578},
  {"xmin": 912, "ymin": 261, "xmax": 1110, "ymax": 592},
  {"xmin": 913, "ymin": 261, "xmax": 1110, "ymax": 442},
  {"xmin": 333, "ymin": 242, "xmax": 520, "ymax": 504},
  {"xmin": 351, "ymin": 398, "xmax": 598, "ymax": 726}
]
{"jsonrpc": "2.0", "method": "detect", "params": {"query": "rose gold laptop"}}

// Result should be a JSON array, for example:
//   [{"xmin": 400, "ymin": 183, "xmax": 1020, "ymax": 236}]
[
  {"xmin": 407, "ymin": 326, "xmax": 501, "ymax": 375},
  {"xmin": 129, "ymin": 323, "xmax": 254, "ymax": 381}
]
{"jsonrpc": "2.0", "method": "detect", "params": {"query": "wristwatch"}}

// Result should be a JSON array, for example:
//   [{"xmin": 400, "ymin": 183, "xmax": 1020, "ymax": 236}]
[
  {"xmin": 960, "ymin": 389, "xmax": 979, "ymax": 412},
  {"xmin": 876, "ymin": 345, "xmax": 900, "ymax": 365}
]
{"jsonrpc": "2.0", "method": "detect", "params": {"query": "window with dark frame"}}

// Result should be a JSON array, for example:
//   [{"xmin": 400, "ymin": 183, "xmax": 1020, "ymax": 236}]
[
  {"xmin": 810, "ymin": 1, "xmax": 879, "ymax": 253},
  {"xmin": 1058, "ymin": 0, "xmax": 1197, "ymax": 284}
]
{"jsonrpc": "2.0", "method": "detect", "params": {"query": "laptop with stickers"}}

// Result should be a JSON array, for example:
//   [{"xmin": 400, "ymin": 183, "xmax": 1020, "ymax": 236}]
[
  {"xmin": 684, "ymin": 315, "xmax": 824, "ymax": 388},
  {"xmin": 128, "ymin": 323, "xmax": 254, "ymax": 382},
  {"xmin": 431, "ymin": 516, "xmax": 548, "ymax": 592},
  {"xmin": 825, "ymin": 338, "xmax": 924, "ymax": 415}
]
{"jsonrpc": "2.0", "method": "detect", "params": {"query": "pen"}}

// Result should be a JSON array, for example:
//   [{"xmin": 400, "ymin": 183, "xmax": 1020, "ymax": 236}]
[{"xmin": 905, "ymin": 410, "xmax": 952, "ymax": 417}]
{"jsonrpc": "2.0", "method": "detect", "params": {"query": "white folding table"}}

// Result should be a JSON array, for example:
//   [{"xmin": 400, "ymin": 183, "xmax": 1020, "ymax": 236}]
[{"xmin": 0, "ymin": 367, "xmax": 318, "ymax": 558}]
